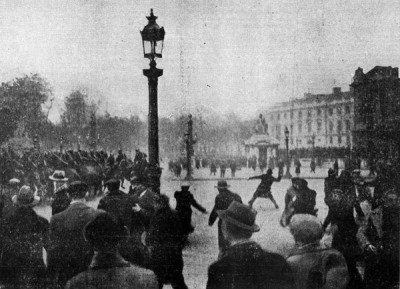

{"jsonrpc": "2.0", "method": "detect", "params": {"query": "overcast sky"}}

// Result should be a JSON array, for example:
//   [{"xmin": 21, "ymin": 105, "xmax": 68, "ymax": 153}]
[{"xmin": 0, "ymin": 0, "xmax": 399, "ymax": 122}]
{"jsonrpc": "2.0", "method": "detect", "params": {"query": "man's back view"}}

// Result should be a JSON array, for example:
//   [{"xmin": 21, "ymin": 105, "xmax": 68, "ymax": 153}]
[{"xmin": 48, "ymin": 181, "xmax": 101, "ymax": 287}]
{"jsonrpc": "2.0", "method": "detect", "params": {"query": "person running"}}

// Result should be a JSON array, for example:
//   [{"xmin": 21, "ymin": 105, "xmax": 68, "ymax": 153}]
[{"xmin": 248, "ymin": 168, "xmax": 281, "ymax": 209}]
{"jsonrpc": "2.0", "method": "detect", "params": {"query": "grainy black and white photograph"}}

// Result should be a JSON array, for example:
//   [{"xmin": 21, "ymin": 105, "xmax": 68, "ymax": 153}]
[{"xmin": 0, "ymin": 1, "xmax": 399, "ymax": 288}]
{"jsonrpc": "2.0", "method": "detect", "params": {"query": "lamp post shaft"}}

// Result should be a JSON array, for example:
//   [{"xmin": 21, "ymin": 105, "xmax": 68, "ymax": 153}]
[
  {"xmin": 284, "ymin": 136, "xmax": 292, "ymax": 178},
  {"xmin": 184, "ymin": 115, "xmax": 194, "ymax": 180},
  {"xmin": 143, "ymin": 60, "xmax": 163, "ymax": 193},
  {"xmin": 60, "ymin": 137, "xmax": 63, "ymax": 154}
]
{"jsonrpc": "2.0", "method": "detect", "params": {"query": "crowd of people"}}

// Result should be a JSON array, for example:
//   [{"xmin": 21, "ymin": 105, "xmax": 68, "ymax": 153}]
[{"xmin": 0, "ymin": 151, "xmax": 398, "ymax": 289}]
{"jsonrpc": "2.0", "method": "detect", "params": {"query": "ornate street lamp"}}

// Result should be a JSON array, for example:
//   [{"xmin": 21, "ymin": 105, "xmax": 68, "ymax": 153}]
[
  {"xmin": 184, "ymin": 114, "xmax": 197, "ymax": 181},
  {"xmin": 141, "ymin": 9, "xmax": 165, "ymax": 193},
  {"xmin": 284, "ymin": 126, "xmax": 292, "ymax": 179}
]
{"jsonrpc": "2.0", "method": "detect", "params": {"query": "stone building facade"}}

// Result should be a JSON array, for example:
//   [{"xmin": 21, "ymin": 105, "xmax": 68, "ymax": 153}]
[
  {"xmin": 264, "ymin": 87, "xmax": 354, "ymax": 151},
  {"xmin": 351, "ymin": 66, "xmax": 400, "ymax": 162}
]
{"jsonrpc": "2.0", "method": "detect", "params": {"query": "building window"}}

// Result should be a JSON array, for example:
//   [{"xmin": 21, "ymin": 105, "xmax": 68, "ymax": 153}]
[
  {"xmin": 328, "ymin": 108, "xmax": 333, "ymax": 116},
  {"xmin": 290, "ymin": 124, "xmax": 293, "ymax": 133},
  {"xmin": 307, "ymin": 110, "xmax": 312, "ymax": 118},
  {"xmin": 277, "ymin": 114, "xmax": 280, "ymax": 120},
  {"xmin": 329, "ymin": 122, "xmax": 333, "ymax": 133},
  {"xmin": 317, "ymin": 108, "xmax": 322, "ymax": 117},
  {"xmin": 298, "ymin": 123, "xmax": 302, "ymax": 133},
  {"xmin": 330, "ymin": 136, "xmax": 333, "ymax": 144},
  {"xmin": 298, "ymin": 111, "xmax": 302, "ymax": 119},
  {"xmin": 290, "ymin": 111, "xmax": 293, "ymax": 119},
  {"xmin": 345, "ymin": 105, "xmax": 350, "ymax": 114},
  {"xmin": 345, "ymin": 120, "xmax": 351, "ymax": 132},
  {"xmin": 317, "ymin": 121, "xmax": 322, "ymax": 132},
  {"xmin": 338, "ymin": 135, "xmax": 342, "ymax": 144},
  {"xmin": 271, "ymin": 115, "xmax": 274, "ymax": 121},
  {"xmin": 276, "ymin": 124, "xmax": 281, "ymax": 138},
  {"xmin": 337, "ymin": 121, "xmax": 342, "ymax": 133},
  {"xmin": 308, "ymin": 122, "xmax": 312, "ymax": 133},
  {"xmin": 284, "ymin": 112, "xmax": 287, "ymax": 119},
  {"xmin": 337, "ymin": 106, "xmax": 342, "ymax": 115}
]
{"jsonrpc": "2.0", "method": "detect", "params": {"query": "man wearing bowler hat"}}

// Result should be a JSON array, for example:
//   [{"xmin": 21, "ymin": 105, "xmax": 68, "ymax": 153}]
[
  {"xmin": 209, "ymin": 180, "xmax": 242, "ymax": 257},
  {"xmin": 206, "ymin": 201, "xmax": 293, "ymax": 289}
]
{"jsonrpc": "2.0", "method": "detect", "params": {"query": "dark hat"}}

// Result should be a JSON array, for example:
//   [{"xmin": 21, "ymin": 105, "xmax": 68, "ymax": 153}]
[
  {"xmin": 105, "ymin": 178, "xmax": 120, "ymax": 186},
  {"xmin": 298, "ymin": 178, "xmax": 308, "ymax": 188},
  {"xmin": 328, "ymin": 168, "xmax": 335, "ymax": 176},
  {"xmin": 12, "ymin": 185, "xmax": 40, "ymax": 206},
  {"xmin": 266, "ymin": 168, "xmax": 272, "ymax": 175},
  {"xmin": 291, "ymin": 177, "xmax": 300, "ymax": 183},
  {"xmin": 215, "ymin": 180, "xmax": 230, "ymax": 189},
  {"xmin": 217, "ymin": 201, "xmax": 260, "ymax": 232},
  {"xmin": 130, "ymin": 170, "xmax": 147, "ymax": 182},
  {"xmin": 154, "ymin": 194, "xmax": 170, "ymax": 208},
  {"xmin": 84, "ymin": 212, "xmax": 127, "ymax": 245},
  {"xmin": 68, "ymin": 181, "xmax": 89, "ymax": 194}
]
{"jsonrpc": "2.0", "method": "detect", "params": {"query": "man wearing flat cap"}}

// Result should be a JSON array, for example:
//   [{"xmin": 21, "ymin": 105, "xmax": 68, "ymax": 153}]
[
  {"xmin": 47, "ymin": 181, "xmax": 101, "ymax": 288},
  {"xmin": 206, "ymin": 201, "xmax": 293, "ymax": 289},
  {"xmin": 209, "ymin": 180, "xmax": 242, "ymax": 257}
]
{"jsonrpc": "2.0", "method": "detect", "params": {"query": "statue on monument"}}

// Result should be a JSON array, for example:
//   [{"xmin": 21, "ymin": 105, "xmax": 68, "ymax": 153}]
[{"xmin": 255, "ymin": 114, "xmax": 268, "ymax": 135}]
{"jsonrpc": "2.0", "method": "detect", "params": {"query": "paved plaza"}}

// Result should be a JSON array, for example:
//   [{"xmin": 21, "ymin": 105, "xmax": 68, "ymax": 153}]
[{"xmin": 34, "ymin": 165, "xmax": 343, "ymax": 289}]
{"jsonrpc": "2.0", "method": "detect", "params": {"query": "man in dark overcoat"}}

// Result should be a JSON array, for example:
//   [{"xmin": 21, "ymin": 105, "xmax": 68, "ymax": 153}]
[
  {"xmin": 357, "ymin": 183, "xmax": 399, "ymax": 289},
  {"xmin": 324, "ymin": 168, "xmax": 338, "ymax": 206},
  {"xmin": 51, "ymin": 184, "xmax": 70, "ymax": 215},
  {"xmin": 206, "ymin": 201, "xmax": 293, "ymax": 289},
  {"xmin": 98, "ymin": 178, "xmax": 145, "ymax": 265},
  {"xmin": 248, "ymin": 168, "xmax": 281, "ymax": 209},
  {"xmin": 98, "ymin": 178, "xmax": 135, "ymax": 230},
  {"xmin": 0, "ymin": 186, "xmax": 48, "ymax": 289},
  {"xmin": 323, "ymin": 171, "xmax": 364, "ymax": 289},
  {"xmin": 47, "ymin": 181, "xmax": 101, "ymax": 288},
  {"xmin": 65, "ymin": 212, "xmax": 158, "ymax": 289},
  {"xmin": 174, "ymin": 181, "xmax": 207, "ymax": 239},
  {"xmin": 229, "ymin": 161, "xmax": 237, "ymax": 178},
  {"xmin": 209, "ymin": 180, "xmax": 242, "ymax": 257},
  {"xmin": 146, "ymin": 194, "xmax": 187, "ymax": 289}
]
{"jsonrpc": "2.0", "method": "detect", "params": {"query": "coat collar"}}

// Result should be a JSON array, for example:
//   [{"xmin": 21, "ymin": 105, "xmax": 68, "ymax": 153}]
[{"xmin": 89, "ymin": 252, "xmax": 130, "ymax": 269}]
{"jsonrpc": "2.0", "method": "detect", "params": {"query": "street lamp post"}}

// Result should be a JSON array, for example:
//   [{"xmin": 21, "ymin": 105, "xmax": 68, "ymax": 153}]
[
  {"xmin": 77, "ymin": 136, "xmax": 81, "ymax": 151},
  {"xmin": 311, "ymin": 133, "xmax": 316, "ymax": 159},
  {"xmin": 59, "ymin": 136, "xmax": 64, "ymax": 153},
  {"xmin": 141, "ymin": 9, "xmax": 165, "ymax": 194},
  {"xmin": 284, "ymin": 126, "xmax": 292, "ymax": 178},
  {"xmin": 184, "ymin": 114, "xmax": 197, "ymax": 180},
  {"xmin": 33, "ymin": 133, "xmax": 39, "ymax": 151}
]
